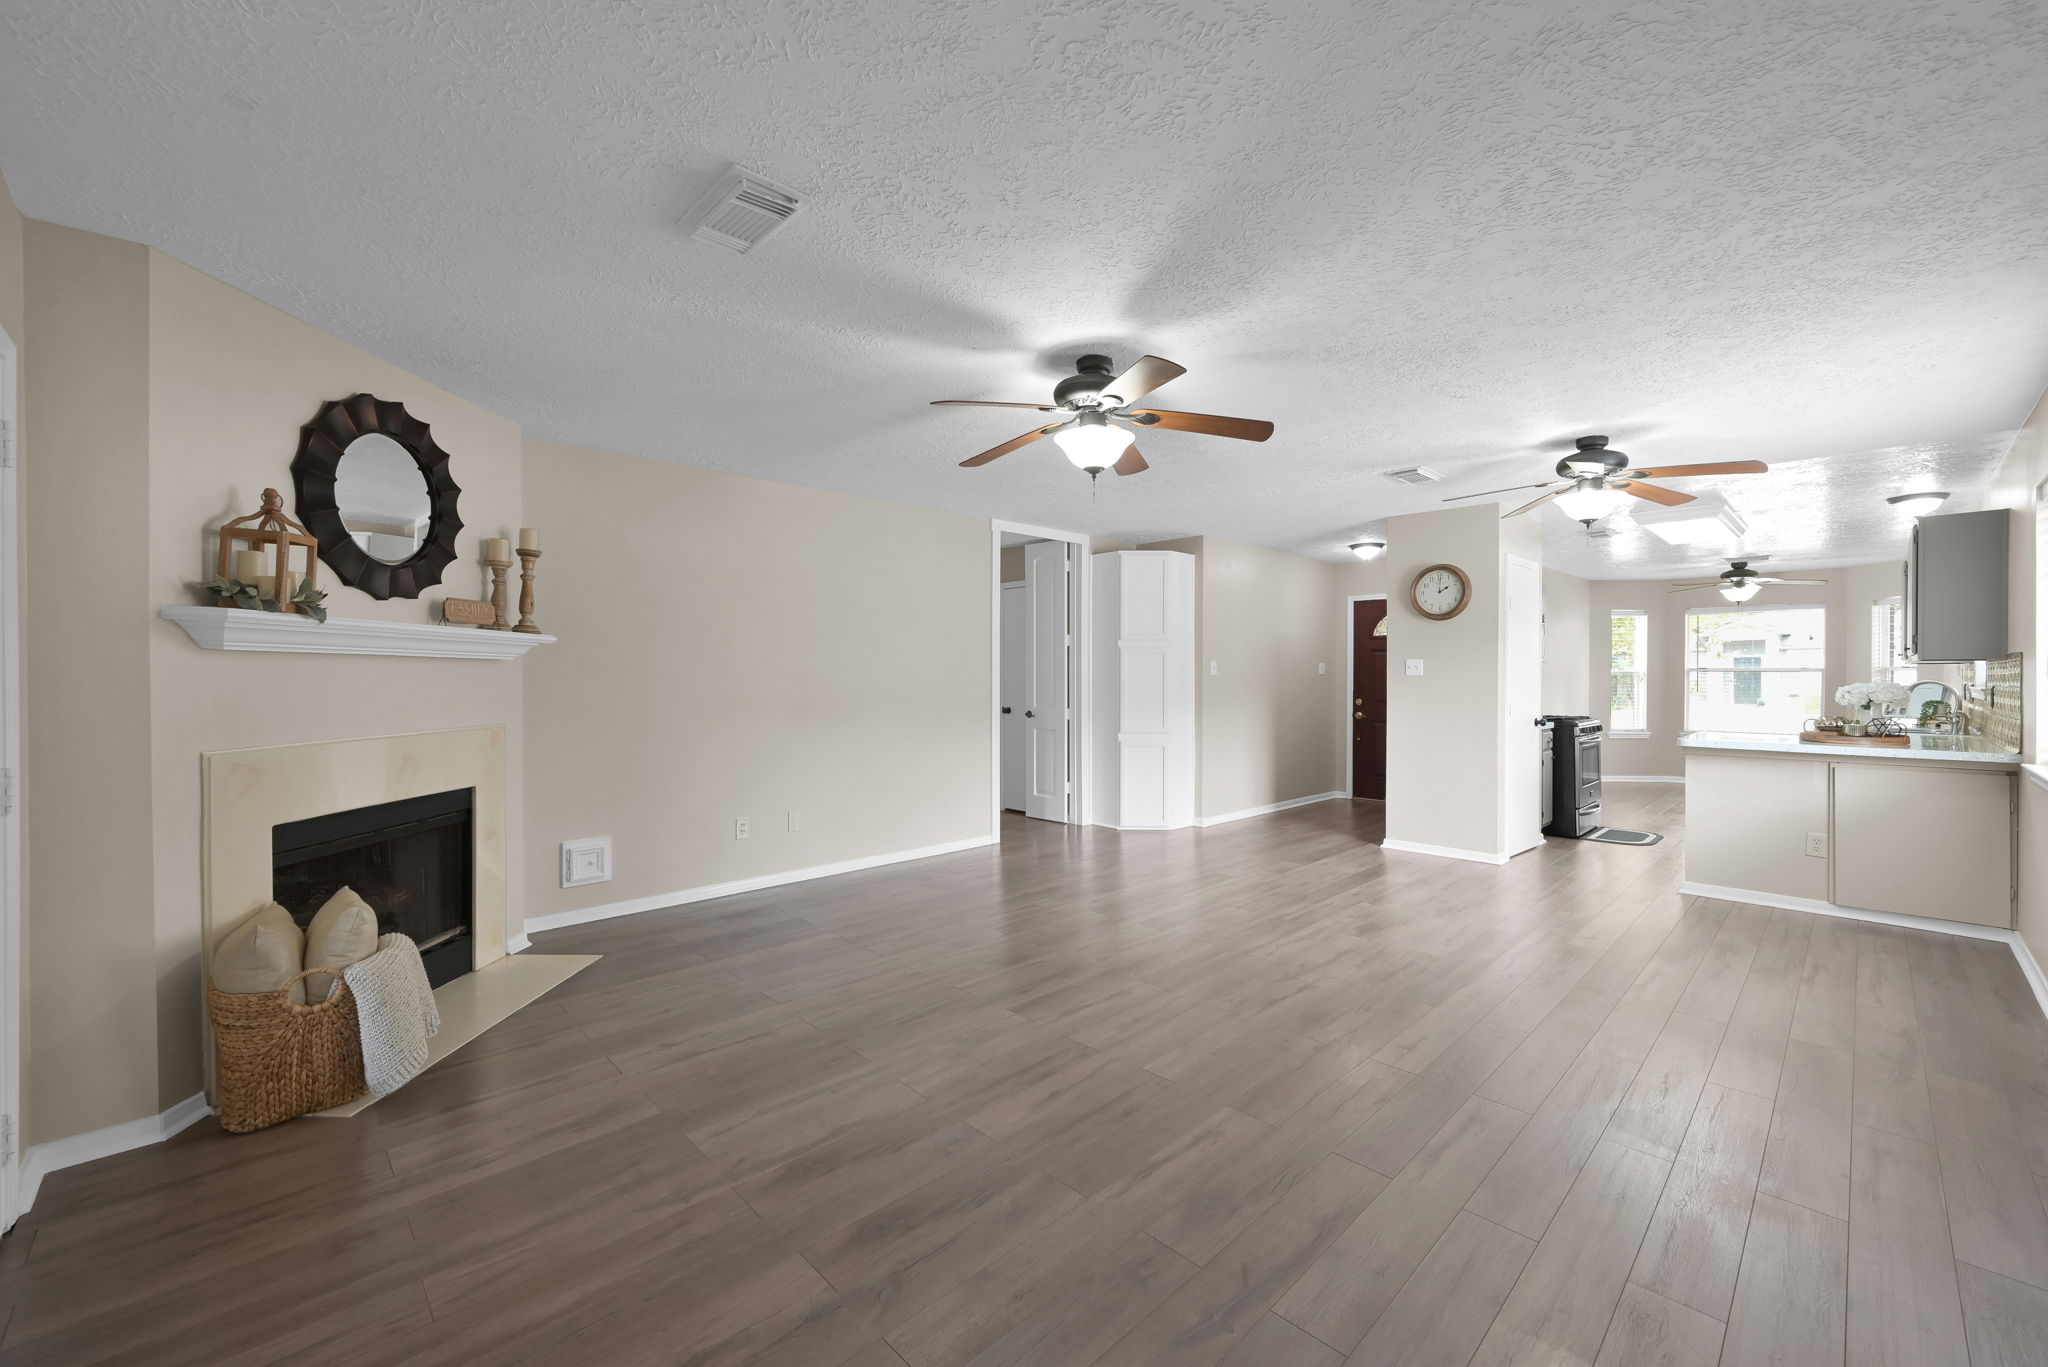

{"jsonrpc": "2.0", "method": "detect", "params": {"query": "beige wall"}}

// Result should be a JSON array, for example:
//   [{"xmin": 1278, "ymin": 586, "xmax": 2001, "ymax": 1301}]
[
  {"xmin": 0, "ymin": 169, "xmax": 21, "ymax": 346},
  {"xmin": 22, "ymin": 222, "xmax": 159, "ymax": 1144},
  {"xmin": 1982, "ymin": 381, "xmax": 2046, "ymax": 948},
  {"xmin": 522, "ymin": 440, "xmax": 990, "ymax": 922},
  {"xmin": 1584, "ymin": 568, "xmax": 1876, "ymax": 779},
  {"xmin": 1543, "ymin": 568, "xmax": 1593, "ymax": 716},
  {"xmin": 144, "ymin": 250, "xmax": 527, "ymax": 1115},
  {"xmin": 17, "ymin": 226, "xmax": 528, "ymax": 1142},
  {"xmin": 1383, "ymin": 505, "xmax": 1520, "ymax": 855}
]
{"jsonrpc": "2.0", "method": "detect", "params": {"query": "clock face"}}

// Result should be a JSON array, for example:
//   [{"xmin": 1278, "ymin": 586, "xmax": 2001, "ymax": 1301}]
[{"xmin": 1413, "ymin": 565, "xmax": 1470, "ymax": 619}]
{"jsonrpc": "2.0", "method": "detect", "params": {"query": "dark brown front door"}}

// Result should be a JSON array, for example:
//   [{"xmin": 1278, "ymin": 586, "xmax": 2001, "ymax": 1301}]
[{"xmin": 1352, "ymin": 599, "xmax": 1388, "ymax": 800}]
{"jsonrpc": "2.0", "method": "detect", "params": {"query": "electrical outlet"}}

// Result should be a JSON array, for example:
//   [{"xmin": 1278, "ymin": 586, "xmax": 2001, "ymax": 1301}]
[
  {"xmin": 735, "ymin": 818, "xmax": 750, "ymax": 840},
  {"xmin": 787, "ymin": 810, "xmax": 801, "ymax": 832},
  {"xmin": 1805, "ymin": 831, "xmax": 1827, "ymax": 858},
  {"xmin": 1405, "ymin": 659, "xmax": 1425, "ymax": 676}
]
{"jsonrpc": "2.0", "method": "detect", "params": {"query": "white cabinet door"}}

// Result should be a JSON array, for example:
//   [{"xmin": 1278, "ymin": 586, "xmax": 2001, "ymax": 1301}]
[{"xmin": 1832, "ymin": 763, "xmax": 2013, "ymax": 927}]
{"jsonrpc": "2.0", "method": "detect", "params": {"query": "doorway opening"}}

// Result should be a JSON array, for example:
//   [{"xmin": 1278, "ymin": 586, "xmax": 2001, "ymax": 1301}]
[
  {"xmin": 991, "ymin": 522, "xmax": 1088, "ymax": 835},
  {"xmin": 1347, "ymin": 595, "xmax": 1389, "ymax": 802}
]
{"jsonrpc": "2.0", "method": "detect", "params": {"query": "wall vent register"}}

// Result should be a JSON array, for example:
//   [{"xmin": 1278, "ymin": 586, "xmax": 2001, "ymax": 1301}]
[{"xmin": 686, "ymin": 166, "xmax": 801, "ymax": 253}]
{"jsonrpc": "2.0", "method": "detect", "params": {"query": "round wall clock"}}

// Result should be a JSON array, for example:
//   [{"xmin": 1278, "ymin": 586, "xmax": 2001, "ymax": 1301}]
[{"xmin": 1410, "ymin": 563, "xmax": 1472, "ymax": 620}]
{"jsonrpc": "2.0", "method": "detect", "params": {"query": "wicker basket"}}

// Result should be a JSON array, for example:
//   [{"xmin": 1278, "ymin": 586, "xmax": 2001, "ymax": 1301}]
[{"xmin": 208, "ymin": 968, "xmax": 368, "ymax": 1133}]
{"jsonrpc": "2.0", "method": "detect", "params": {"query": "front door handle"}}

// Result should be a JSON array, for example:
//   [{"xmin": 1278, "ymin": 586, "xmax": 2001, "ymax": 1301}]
[
  {"xmin": 1001, "ymin": 706, "xmax": 1012, "ymax": 714},
  {"xmin": 1025, "ymin": 710, "xmax": 1036, "ymax": 718},
  {"xmin": 1355, "ymin": 712, "xmax": 1364, "ymax": 719}
]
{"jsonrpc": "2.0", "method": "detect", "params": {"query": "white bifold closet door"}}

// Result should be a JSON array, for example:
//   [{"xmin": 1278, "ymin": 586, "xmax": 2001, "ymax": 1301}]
[{"xmin": 1023, "ymin": 541, "xmax": 1070, "ymax": 823}]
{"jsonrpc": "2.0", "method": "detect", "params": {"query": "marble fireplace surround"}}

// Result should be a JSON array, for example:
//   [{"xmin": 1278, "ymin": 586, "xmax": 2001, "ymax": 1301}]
[{"xmin": 201, "ymin": 725, "xmax": 593, "ymax": 1110}]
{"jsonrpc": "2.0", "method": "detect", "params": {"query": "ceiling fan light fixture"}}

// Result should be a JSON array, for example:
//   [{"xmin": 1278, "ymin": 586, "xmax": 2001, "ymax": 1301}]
[
  {"xmin": 1553, "ymin": 481, "xmax": 1628, "ymax": 524},
  {"xmin": 1051, "ymin": 412, "xmax": 1127, "ymax": 473},
  {"xmin": 1719, "ymin": 580, "xmax": 1762, "ymax": 603},
  {"xmin": 1349, "ymin": 540, "xmax": 1386, "ymax": 560},
  {"xmin": 1886, "ymin": 491, "xmax": 1950, "ymax": 516}
]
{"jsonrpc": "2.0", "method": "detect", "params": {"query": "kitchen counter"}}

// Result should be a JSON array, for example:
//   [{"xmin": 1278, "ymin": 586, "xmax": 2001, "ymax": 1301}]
[{"xmin": 1680, "ymin": 730, "xmax": 2020, "ymax": 767}]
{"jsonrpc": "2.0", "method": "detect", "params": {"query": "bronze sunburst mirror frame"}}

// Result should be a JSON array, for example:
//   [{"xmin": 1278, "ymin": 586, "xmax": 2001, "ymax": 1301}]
[{"xmin": 290, "ymin": 393, "xmax": 464, "ymax": 601}]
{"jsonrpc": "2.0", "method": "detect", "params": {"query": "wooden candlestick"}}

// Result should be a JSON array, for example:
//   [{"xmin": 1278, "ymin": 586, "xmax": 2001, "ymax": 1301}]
[
  {"xmin": 513, "ymin": 548, "xmax": 542, "ymax": 634},
  {"xmin": 484, "ymin": 556, "xmax": 513, "ymax": 631}
]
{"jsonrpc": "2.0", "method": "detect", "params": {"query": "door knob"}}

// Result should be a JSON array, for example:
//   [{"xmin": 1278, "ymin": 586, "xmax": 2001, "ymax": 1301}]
[
  {"xmin": 1355, "ymin": 711, "xmax": 1364, "ymax": 719},
  {"xmin": 1001, "ymin": 706, "xmax": 1011, "ymax": 714},
  {"xmin": 1025, "ymin": 710, "xmax": 1036, "ymax": 718}
]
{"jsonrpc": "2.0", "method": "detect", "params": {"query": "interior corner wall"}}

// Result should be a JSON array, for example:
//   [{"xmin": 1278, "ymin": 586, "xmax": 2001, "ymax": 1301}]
[
  {"xmin": 0, "ymin": 169, "xmax": 22, "ymax": 347},
  {"xmin": 1383, "ymin": 505, "xmax": 1510, "ymax": 856},
  {"xmin": 519, "ymin": 440, "xmax": 990, "ymax": 925},
  {"xmin": 21, "ymin": 221, "xmax": 159, "ymax": 1145}
]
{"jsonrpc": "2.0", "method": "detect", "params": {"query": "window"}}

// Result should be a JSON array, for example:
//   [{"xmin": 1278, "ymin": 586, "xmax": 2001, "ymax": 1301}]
[
  {"xmin": 1871, "ymin": 597, "xmax": 1916, "ymax": 687},
  {"xmin": 1684, "ymin": 605, "xmax": 1825, "ymax": 733},
  {"xmin": 1609, "ymin": 610, "xmax": 1648, "ymax": 733}
]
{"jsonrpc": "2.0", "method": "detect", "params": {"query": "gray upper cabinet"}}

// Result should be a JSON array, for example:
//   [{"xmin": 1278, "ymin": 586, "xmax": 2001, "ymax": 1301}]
[{"xmin": 1906, "ymin": 508, "xmax": 2010, "ymax": 663}]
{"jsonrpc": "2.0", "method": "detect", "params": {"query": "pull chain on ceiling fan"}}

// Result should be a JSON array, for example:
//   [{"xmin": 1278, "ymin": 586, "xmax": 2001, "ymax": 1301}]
[
  {"xmin": 1444, "ymin": 436, "xmax": 1769, "ymax": 525},
  {"xmin": 932, "ymin": 353, "xmax": 1274, "ymax": 477}
]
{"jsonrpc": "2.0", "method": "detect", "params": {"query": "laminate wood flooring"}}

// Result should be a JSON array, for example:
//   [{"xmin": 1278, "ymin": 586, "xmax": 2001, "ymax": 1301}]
[{"xmin": 7, "ymin": 783, "xmax": 2048, "ymax": 1365}]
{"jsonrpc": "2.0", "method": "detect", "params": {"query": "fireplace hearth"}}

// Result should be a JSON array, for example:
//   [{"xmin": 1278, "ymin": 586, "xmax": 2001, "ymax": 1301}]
[{"xmin": 272, "ymin": 788, "xmax": 474, "ymax": 988}]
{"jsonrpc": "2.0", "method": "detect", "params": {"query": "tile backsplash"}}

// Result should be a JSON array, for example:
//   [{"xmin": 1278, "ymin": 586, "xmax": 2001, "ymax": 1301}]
[{"xmin": 1962, "ymin": 653, "xmax": 2023, "ymax": 752}]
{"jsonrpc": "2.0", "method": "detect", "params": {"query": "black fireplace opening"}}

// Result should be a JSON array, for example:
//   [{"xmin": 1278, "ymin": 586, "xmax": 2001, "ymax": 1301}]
[{"xmin": 272, "ymin": 788, "xmax": 474, "ymax": 989}]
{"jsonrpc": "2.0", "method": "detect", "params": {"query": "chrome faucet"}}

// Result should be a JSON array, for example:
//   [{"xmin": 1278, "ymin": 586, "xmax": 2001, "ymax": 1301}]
[{"xmin": 1920, "ymin": 682, "xmax": 1969, "ymax": 735}]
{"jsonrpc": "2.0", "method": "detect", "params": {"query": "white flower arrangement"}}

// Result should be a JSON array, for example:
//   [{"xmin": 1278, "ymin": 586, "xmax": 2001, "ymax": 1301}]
[{"xmin": 1835, "ymin": 680, "xmax": 1910, "ymax": 713}]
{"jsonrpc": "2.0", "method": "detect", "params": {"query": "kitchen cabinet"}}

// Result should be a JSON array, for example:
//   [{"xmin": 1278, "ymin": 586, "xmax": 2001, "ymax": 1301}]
[
  {"xmin": 1832, "ymin": 762, "xmax": 2013, "ymax": 927},
  {"xmin": 1906, "ymin": 508, "xmax": 2010, "ymax": 663}
]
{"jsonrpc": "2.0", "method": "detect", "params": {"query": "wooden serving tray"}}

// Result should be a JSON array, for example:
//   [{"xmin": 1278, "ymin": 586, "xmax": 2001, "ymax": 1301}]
[{"xmin": 1800, "ymin": 730, "xmax": 1909, "ymax": 748}]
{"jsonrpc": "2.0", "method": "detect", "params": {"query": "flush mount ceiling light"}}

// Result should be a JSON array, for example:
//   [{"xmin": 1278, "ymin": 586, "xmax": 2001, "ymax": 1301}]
[
  {"xmin": 1636, "ymin": 504, "xmax": 1750, "ymax": 548},
  {"xmin": 1349, "ymin": 540, "xmax": 1386, "ymax": 560},
  {"xmin": 1886, "ymin": 491, "xmax": 1950, "ymax": 516}
]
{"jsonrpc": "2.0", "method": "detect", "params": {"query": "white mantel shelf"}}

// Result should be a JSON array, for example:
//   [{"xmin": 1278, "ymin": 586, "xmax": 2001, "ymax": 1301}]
[{"xmin": 161, "ymin": 605, "xmax": 555, "ymax": 659}]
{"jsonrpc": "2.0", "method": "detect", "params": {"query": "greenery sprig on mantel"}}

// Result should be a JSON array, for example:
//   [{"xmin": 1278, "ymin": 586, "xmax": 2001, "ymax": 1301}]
[{"xmin": 200, "ymin": 576, "xmax": 330, "ymax": 623}]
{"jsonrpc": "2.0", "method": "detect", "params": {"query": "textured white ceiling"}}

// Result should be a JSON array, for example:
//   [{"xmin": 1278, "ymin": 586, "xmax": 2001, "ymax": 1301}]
[{"xmin": 2, "ymin": 0, "xmax": 2043, "ymax": 577}]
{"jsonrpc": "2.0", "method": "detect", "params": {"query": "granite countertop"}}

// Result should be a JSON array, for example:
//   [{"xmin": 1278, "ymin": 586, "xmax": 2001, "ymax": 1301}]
[{"xmin": 1680, "ymin": 730, "xmax": 2022, "ymax": 766}]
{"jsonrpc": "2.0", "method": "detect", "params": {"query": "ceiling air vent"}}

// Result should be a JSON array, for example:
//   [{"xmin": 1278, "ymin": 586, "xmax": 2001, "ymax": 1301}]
[
  {"xmin": 1382, "ymin": 466, "xmax": 1443, "ymax": 485},
  {"xmin": 686, "ymin": 166, "xmax": 800, "ymax": 253}
]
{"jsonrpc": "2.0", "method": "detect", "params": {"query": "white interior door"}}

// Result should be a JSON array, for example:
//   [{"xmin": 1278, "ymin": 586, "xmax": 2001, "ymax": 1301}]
[
  {"xmin": 1024, "ymin": 541, "xmax": 1070, "ymax": 823},
  {"xmin": 1504, "ymin": 555, "xmax": 1544, "ymax": 854},
  {"xmin": 0, "ymin": 326, "xmax": 19, "ymax": 1228},
  {"xmin": 999, "ymin": 583, "xmax": 1028, "ymax": 812}
]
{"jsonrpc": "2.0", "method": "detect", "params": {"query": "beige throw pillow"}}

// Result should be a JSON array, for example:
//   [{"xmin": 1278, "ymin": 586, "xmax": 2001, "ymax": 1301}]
[
  {"xmin": 213, "ymin": 902, "xmax": 307, "ymax": 1004},
  {"xmin": 303, "ymin": 887, "xmax": 381, "ymax": 1004}
]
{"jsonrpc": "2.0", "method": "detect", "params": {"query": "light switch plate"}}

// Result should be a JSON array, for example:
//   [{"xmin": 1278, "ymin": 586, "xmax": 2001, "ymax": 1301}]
[
  {"xmin": 1405, "ymin": 659, "xmax": 1425, "ymax": 676},
  {"xmin": 560, "ymin": 836, "xmax": 613, "ymax": 888}
]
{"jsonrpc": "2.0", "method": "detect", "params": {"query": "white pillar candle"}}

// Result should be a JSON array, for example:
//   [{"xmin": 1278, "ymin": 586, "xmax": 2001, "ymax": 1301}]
[
  {"xmin": 483, "ymin": 538, "xmax": 510, "ymax": 561},
  {"xmin": 517, "ymin": 527, "xmax": 539, "ymax": 552},
  {"xmin": 233, "ymin": 549, "xmax": 266, "ymax": 582}
]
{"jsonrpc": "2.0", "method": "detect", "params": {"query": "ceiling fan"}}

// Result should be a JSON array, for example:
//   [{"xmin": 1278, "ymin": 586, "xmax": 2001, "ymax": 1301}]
[
  {"xmin": 1443, "ymin": 436, "xmax": 1768, "ymax": 525},
  {"xmin": 931, "ymin": 353, "xmax": 1274, "ymax": 477},
  {"xmin": 1669, "ymin": 559, "xmax": 1827, "ymax": 603}
]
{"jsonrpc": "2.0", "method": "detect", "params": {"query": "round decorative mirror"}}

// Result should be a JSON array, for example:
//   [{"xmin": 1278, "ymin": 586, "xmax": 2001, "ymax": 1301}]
[{"xmin": 291, "ymin": 394, "xmax": 463, "ymax": 600}]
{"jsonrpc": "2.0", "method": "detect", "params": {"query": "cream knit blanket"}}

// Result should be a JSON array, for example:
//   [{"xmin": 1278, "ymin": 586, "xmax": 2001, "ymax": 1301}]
[{"xmin": 342, "ymin": 933, "xmax": 442, "ymax": 1096}]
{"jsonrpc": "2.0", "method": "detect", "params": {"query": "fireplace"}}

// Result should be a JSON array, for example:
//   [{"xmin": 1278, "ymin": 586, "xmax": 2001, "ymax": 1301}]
[{"xmin": 272, "ymin": 788, "xmax": 475, "ymax": 989}]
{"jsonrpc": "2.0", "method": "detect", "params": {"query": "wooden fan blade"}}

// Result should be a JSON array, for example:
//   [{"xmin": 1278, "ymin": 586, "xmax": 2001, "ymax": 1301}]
[
  {"xmin": 1666, "ymin": 583, "xmax": 1722, "ymax": 592},
  {"xmin": 1504, "ymin": 489, "xmax": 1563, "ymax": 518},
  {"xmin": 930, "ymin": 400, "xmax": 1059, "ymax": 411},
  {"xmin": 1106, "ymin": 355, "xmax": 1186, "ymax": 405},
  {"xmin": 1113, "ymin": 444, "xmax": 1149, "ymax": 477},
  {"xmin": 1122, "ymin": 409, "xmax": 1274, "ymax": 441},
  {"xmin": 1619, "ymin": 461, "xmax": 1768, "ymax": 479},
  {"xmin": 959, "ymin": 424, "xmax": 1062, "ymax": 467},
  {"xmin": 1617, "ymin": 481, "xmax": 1697, "ymax": 507},
  {"xmin": 1442, "ymin": 481, "xmax": 1558, "ymax": 502}
]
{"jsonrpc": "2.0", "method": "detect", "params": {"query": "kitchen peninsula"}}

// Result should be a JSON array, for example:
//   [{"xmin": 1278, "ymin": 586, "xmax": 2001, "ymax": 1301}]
[{"xmin": 1681, "ymin": 730, "xmax": 2021, "ymax": 929}]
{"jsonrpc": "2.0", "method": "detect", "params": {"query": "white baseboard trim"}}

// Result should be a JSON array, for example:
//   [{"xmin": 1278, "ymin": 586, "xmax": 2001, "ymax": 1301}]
[
  {"xmin": 1606, "ymin": 775, "xmax": 1685, "ymax": 784},
  {"xmin": 505, "ymin": 934, "xmax": 532, "ymax": 955},
  {"xmin": 1193, "ymin": 792, "xmax": 1346, "ymax": 828},
  {"xmin": 526, "ymin": 834, "xmax": 999, "ymax": 936},
  {"xmin": 19, "ymin": 1091, "xmax": 211, "ymax": 1215},
  {"xmin": 1679, "ymin": 880, "xmax": 2048, "ymax": 1023},
  {"xmin": 1381, "ymin": 838, "xmax": 1511, "ymax": 866}
]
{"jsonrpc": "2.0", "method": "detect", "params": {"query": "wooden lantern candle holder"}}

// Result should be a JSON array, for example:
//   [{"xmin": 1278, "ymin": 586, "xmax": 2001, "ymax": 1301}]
[{"xmin": 217, "ymin": 489, "xmax": 320, "ymax": 612}]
